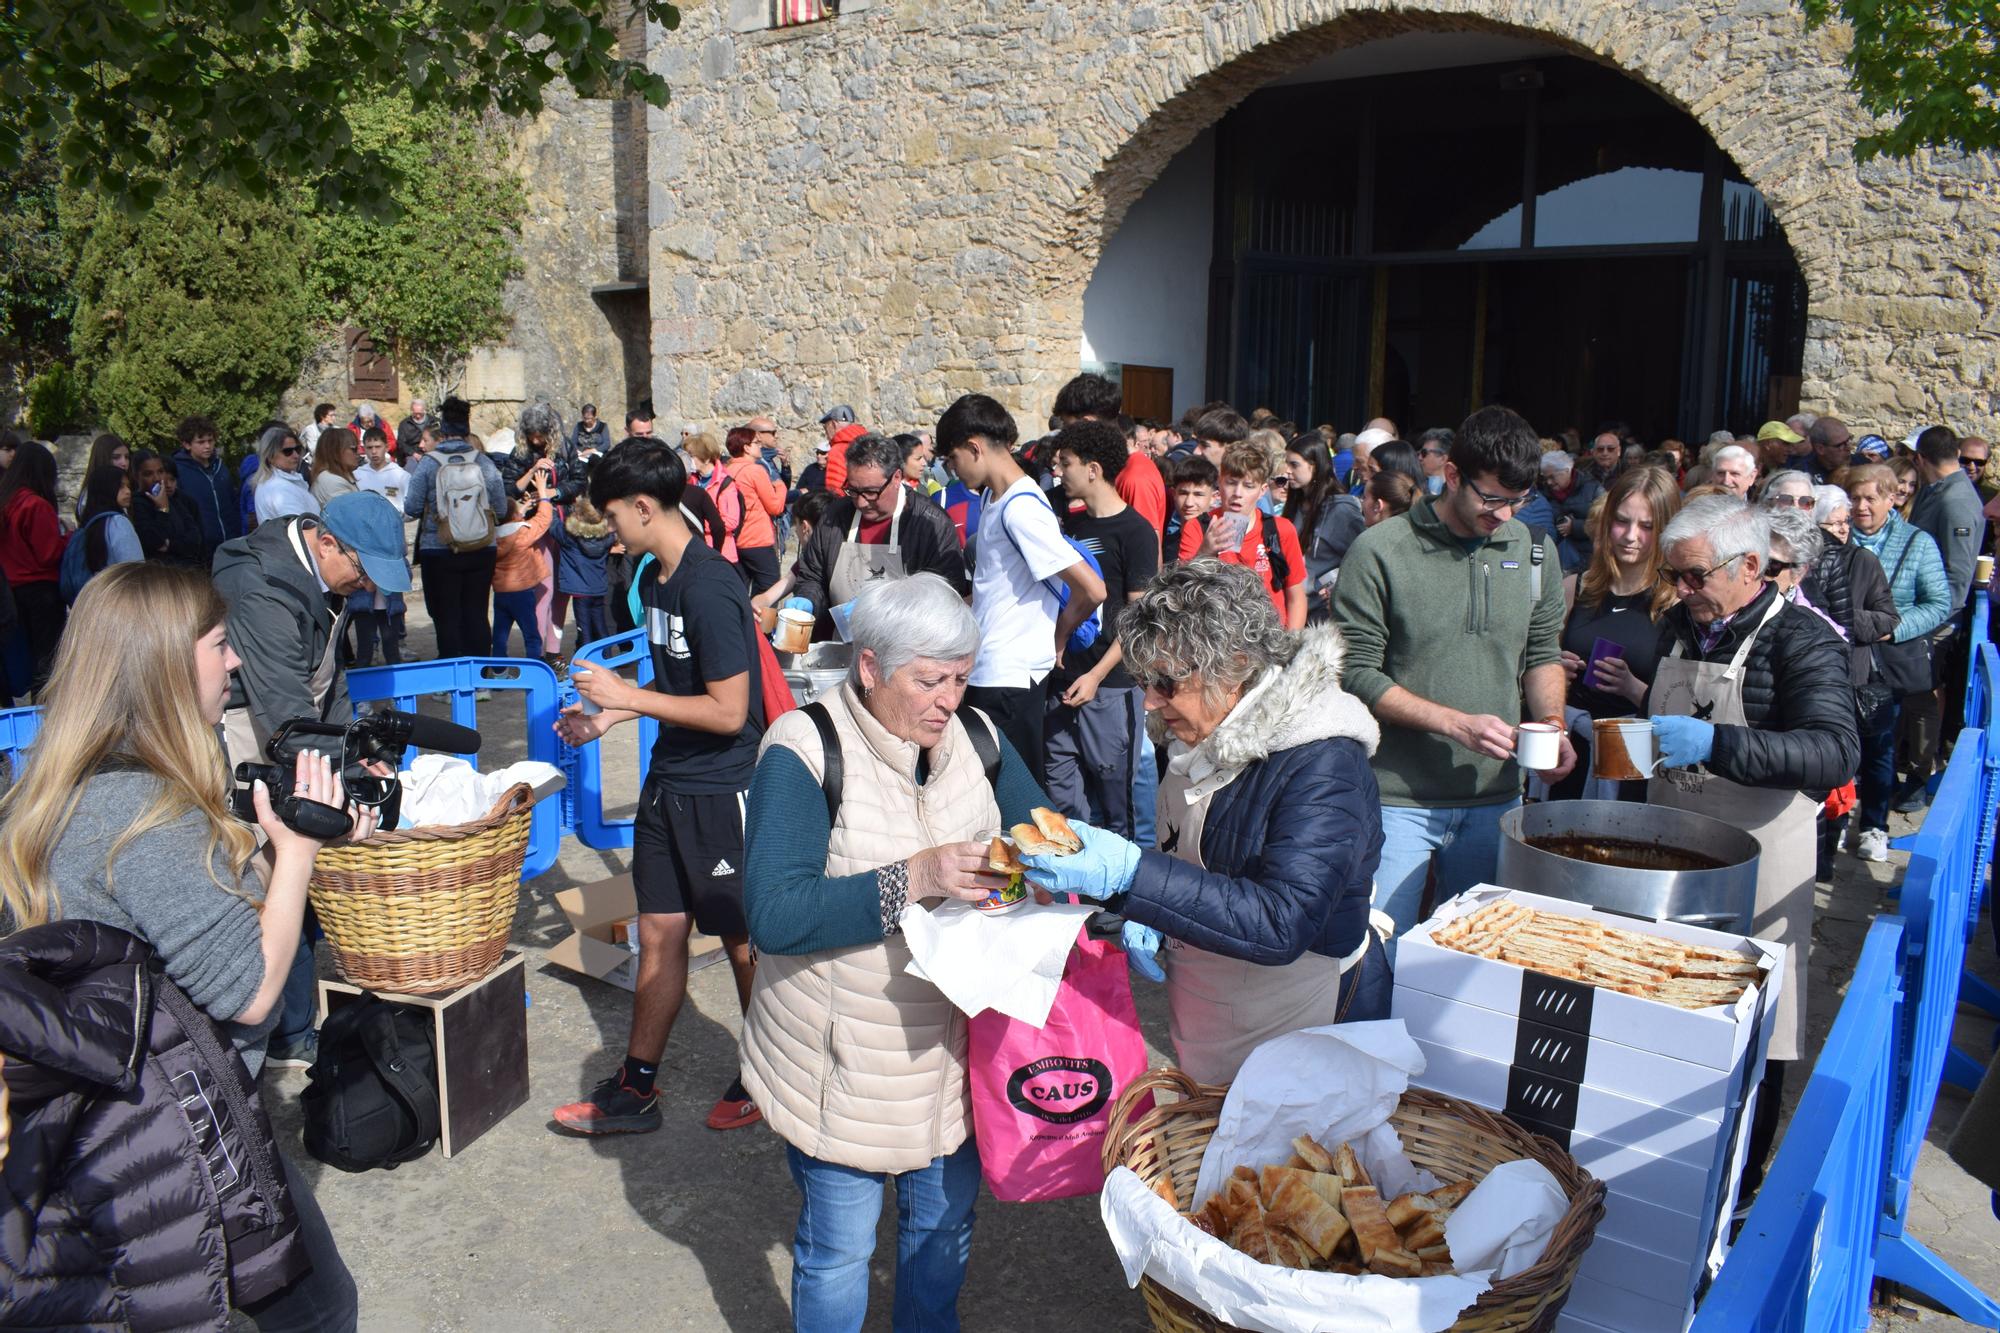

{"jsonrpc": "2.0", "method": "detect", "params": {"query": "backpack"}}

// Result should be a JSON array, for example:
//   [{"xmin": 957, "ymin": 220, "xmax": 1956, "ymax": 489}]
[
  {"xmin": 994, "ymin": 490, "xmax": 1103, "ymax": 654},
  {"xmin": 58, "ymin": 512, "xmax": 115, "ymax": 604},
  {"xmin": 800, "ymin": 701, "xmax": 999, "ymax": 824},
  {"xmin": 435, "ymin": 451, "xmax": 496, "ymax": 552},
  {"xmin": 301, "ymin": 995, "xmax": 441, "ymax": 1173}
]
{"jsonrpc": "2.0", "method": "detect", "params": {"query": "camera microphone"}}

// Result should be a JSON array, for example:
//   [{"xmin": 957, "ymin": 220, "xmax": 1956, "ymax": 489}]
[{"xmin": 376, "ymin": 709, "xmax": 482, "ymax": 755}]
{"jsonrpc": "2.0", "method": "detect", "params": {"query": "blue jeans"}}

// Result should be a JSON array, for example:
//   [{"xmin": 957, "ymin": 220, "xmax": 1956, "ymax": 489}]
[
  {"xmin": 785, "ymin": 1140, "xmax": 979, "ymax": 1333},
  {"xmin": 274, "ymin": 917, "xmax": 320, "ymax": 1049},
  {"xmin": 1373, "ymin": 797, "xmax": 1520, "ymax": 942},
  {"xmin": 569, "ymin": 595, "xmax": 609, "ymax": 649},
  {"xmin": 491, "ymin": 588, "xmax": 543, "ymax": 659},
  {"xmin": 1858, "ymin": 694, "xmax": 1902, "ymax": 831},
  {"xmin": 1134, "ymin": 727, "xmax": 1158, "ymax": 849}
]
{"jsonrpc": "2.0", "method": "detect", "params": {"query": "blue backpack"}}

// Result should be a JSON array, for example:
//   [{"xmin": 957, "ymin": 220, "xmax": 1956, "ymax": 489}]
[
  {"xmin": 58, "ymin": 513, "xmax": 115, "ymax": 605},
  {"xmin": 993, "ymin": 490, "xmax": 1102, "ymax": 655}
]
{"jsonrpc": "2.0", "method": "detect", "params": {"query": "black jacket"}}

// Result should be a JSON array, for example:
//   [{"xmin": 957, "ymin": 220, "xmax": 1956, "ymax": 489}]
[
  {"xmin": 1806, "ymin": 535, "xmax": 1899, "ymax": 686},
  {"xmin": 1646, "ymin": 582, "xmax": 1860, "ymax": 796},
  {"xmin": 0, "ymin": 922, "xmax": 307, "ymax": 1329},
  {"xmin": 496, "ymin": 439, "xmax": 587, "ymax": 506},
  {"xmin": 1545, "ymin": 475, "xmax": 1602, "ymax": 570},
  {"xmin": 131, "ymin": 491, "xmax": 208, "ymax": 568},
  {"xmin": 1123, "ymin": 624, "xmax": 1386, "ymax": 999},
  {"xmin": 791, "ymin": 490, "xmax": 970, "ymax": 627},
  {"xmin": 211, "ymin": 515, "xmax": 350, "ymax": 757}
]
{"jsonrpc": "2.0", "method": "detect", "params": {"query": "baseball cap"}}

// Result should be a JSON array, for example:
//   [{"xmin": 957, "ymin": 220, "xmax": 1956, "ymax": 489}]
[
  {"xmin": 320, "ymin": 492, "xmax": 413, "ymax": 593},
  {"xmin": 1756, "ymin": 420, "xmax": 1804, "ymax": 445},
  {"xmin": 1903, "ymin": 427, "xmax": 1934, "ymax": 450},
  {"xmin": 1857, "ymin": 434, "xmax": 1891, "ymax": 459},
  {"xmin": 819, "ymin": 404, "xmax": 857, "ymax": 425},
  {"xmin": 1355, "ymin": 427, "xmax": 1393, "ymax": 448},
  {"xmin": 814, "ymin": 438, "xmax": 831, "ymax": 453}
]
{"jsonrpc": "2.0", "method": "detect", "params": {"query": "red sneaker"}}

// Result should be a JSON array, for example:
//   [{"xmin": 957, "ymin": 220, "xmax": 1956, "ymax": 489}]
[
  {"xmin": 706, "ymin": 1077, "xmax": 762, "ymax": 1131},
  {"xmin": 553, "ymin": 1073, "xmax": 661, "ymax": 1135}
]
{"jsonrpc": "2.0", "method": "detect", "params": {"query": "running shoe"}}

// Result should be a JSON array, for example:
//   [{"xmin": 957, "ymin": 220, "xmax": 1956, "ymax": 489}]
[
  {"xmin": 706, "ymin": 1075, "xmax": 762, "ymax": 1131},
  {"xmin": 265, "ymin": 1031, "xmax": 318, "ymax": 1070},
  {"xmin": 553, "ymin": 1073, "xmax": 662, "ymax": 1135}
]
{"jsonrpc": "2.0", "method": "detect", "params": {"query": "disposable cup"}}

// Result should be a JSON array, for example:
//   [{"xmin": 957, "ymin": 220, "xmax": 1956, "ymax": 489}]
[
  {"xmin": 1515, "ymin": 721, "xmax": 1561, "ymax": 771},
  {"xmin": 1978, "ymin": 554, "xmax": 1995, "ymax": 584}
]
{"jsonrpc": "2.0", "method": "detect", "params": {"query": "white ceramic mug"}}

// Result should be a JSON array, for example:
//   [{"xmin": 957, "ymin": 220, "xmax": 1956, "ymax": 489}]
[
  {"xmin": 1515, "ymin": 721, "xmax": 1561, "ymax": 771},
  {"xmin": 774, "ymin": 609, "xmax": 814, "ymax": 655},
  {"xmin": 1593, "ymin": 717, "xmax": 1662, "ymax": 780}
]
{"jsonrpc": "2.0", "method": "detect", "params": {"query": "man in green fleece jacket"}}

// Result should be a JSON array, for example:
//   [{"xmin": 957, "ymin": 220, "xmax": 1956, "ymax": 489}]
[{"xmin": 1332, "ymin": 405, "xmax": 1574, "ymax": 937}]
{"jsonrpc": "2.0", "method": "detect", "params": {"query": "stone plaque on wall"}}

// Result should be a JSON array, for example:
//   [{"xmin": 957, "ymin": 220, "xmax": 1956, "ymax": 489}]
[{"xmin": 464, "ymin": 349, "xmax": 527, "ymax": 404}]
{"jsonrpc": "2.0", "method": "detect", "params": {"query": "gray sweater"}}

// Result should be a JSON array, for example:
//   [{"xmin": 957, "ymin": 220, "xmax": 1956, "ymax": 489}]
[{"xmin": 48, "ymin": 768, "xmax": 275, "ymax": 1071}]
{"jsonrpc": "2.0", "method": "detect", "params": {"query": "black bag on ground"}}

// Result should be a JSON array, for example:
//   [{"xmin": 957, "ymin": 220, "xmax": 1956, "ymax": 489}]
[{"xmin": 301, "ymin": 995, "xmax": 441, "ymax": 1172}]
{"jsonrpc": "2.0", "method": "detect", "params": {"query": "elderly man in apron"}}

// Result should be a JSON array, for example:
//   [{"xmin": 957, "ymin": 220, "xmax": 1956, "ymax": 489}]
[
  {"xmin": 785, "ymin": 434, "xmax": 970, "ymax": 640},
  {"xmin": 1641, "ymin": 496, "xmax": 1858, "ymax": 1186}
]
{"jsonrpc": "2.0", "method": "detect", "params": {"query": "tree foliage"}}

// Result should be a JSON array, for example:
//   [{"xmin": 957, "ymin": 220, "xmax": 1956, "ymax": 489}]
[
  {"xmin": 0, "ymin": 0, "xmax": 679, "ymax": 216},
  {"xmin": 1801, "ymin": 0, "xmax": 2000, "ymax": 161},
  {"xmin": 0, "ymin": 146, "xmax": 72, "ymax": 377},
  {"xmin": 306, "ymin": 98, "xmax": 525, "ymax": 403},
  {"xmin": 67, "ymin": 177, "xmax": 314, "ymax": 446}
]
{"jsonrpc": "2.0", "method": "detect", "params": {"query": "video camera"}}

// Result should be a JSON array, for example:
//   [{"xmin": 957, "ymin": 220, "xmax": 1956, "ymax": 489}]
[{"xmin": 231, "ymin": 709, "xmax": 483, "ymax": 838}]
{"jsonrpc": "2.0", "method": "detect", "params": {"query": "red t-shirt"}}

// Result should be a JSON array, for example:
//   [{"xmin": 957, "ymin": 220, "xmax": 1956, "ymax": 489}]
[
  {"xmin": 855, "ymin": 514, "xmax": 891, "ymax": 546},
  {"xmin": 1209, "ymin": 511, "xmax": 1306, "ymax": 623},
  {"xmin": 1115, "ymin": 450, "xmax": 1168, "ymax": 538}
]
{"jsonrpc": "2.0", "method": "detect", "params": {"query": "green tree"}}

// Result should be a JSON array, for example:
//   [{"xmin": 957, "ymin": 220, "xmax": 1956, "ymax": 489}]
[
  {"xmin": 0, "ymin": 145, "xmax": 72, "ymax": 379},
  {"xmin": 307, "ymin": 98, "xmax": 525, "ymax": 402},
  {"xmin": 67, "ymin": 176, "xmax": 314, "ymax": 446},
  {"xmin": 1802, "ymin": 0, "xmax": 2000, "ymax": 161},
  {"xmin": 0, "ymin": 0, "xmax": 678, "ymax": 216}
]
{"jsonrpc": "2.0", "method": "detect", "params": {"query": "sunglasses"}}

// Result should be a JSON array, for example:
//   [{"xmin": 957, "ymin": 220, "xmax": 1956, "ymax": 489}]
[
  {"xmin": 279, "ymin": 445, "xmax": 301, "ymax": 457},
  {"xmin": 1658, "ymin": 551, "xmax": 1746, "ymax": 589},
  {"xmin": 1765, "ymin": 493, "xmax": 1814, "ymax": 508}
]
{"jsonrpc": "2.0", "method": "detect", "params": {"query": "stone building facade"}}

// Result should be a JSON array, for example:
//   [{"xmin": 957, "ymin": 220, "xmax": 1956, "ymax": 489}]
[{"xmin": 639, "ymin": 0, "xmax": 1997, "ymax": 445}]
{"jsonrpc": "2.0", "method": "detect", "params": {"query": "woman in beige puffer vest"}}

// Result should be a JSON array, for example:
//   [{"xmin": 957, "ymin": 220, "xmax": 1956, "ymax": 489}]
[{"xmin": 741, "ymin": 574, "xmax": 1053, "ymax": 1333}]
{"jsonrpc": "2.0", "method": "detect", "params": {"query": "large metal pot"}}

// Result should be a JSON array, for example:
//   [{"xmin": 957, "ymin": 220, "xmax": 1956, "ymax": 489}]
[
  {"xmin": 780, "ymin": 641, "xmax": 852, "ymax": 704},
  {"xmin": 1496, "ymin": 800, "xmax": 1762, "ymax": 934}
]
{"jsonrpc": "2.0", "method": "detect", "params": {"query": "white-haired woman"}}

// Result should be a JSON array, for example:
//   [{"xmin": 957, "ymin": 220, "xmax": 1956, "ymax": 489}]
[
  {"xmin": 740, "ymin": 573, "xmax": 1050, "ymax": 1333},
  {"xmin": 248, "ymin": 426, "xmax": 318, "ymax": 525},
  {"xmin": 1019, "ymin": 560, "xmax": 1390, "ymax": 1086}
]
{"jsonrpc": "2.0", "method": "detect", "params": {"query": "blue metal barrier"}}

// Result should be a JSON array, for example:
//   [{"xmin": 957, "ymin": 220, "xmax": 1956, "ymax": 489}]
[
  {"xmin": 347, "ymin": 657, "xmax": 564, "ymax": 880},
  {"xmin": 1875, "ymin": 728, "xmax": 2000, "ymax": 1325},
  {"xmin": 0, "ymin": 705, "xmax": 40, "ymax": 762},
  {"xmin": 1694, "ymin": 918, "xmax": 1907, "ymax": 1333},
  {"xmin": 565, "ymin": 628, "xmax": 656, "ymax": 850}
]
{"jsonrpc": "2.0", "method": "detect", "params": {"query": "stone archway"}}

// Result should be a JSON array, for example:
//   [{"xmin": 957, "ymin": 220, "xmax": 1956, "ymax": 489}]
[{"xmin": 647, "ymin": 1, "xmax": 1997, "ymax": 439}]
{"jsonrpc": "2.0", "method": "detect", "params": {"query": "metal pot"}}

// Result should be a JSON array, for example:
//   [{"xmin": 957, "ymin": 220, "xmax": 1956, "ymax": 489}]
[
  {"xmin": 780, "ymin": 640, "xmax": 852, "ymax": 704},
  {"xmin": 1496, "ymin": 800, "xmax": 1762, "ymax": 934}
]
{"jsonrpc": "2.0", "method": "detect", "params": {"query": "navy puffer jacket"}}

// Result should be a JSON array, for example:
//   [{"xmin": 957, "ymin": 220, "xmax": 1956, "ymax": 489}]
[
  {"xmin": 0, "ymin": 921, "xmax": 307, "ymax": 1330},
  {"xmin": 1121, "ymin": 623, "xmax": 1388, "ymax": 1005}
]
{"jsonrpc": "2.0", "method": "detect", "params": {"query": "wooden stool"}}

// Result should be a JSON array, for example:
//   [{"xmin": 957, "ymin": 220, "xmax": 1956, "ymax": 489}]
[{"xmin": 316, "ymin": 952, "xmax": 530, "ymax": 1158}]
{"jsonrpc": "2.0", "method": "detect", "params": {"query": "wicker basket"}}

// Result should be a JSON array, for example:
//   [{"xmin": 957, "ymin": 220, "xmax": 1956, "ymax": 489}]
[
  {"xmin": 1101, "ymin": 1068, "xmax": 1607, "ymax": 1333},
  {"xmin": 308, "ymin": 783, "xmax": 535, "ymax": 995}
]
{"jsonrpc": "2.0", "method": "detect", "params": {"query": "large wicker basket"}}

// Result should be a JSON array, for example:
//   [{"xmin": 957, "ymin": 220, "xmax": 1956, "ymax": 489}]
[
  {"xmin": 308, "ymin": 783, "xmax": 534, "ymax": 995},
  {"xmin": 1101, "ymin": 1068, "xmax": 1606, "ymax": 1333}
]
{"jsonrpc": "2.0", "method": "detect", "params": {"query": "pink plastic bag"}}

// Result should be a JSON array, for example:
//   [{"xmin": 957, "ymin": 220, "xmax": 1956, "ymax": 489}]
[{"xmin": 967, "ymin": 932, "xmax": 1149, "ymax": 1203}]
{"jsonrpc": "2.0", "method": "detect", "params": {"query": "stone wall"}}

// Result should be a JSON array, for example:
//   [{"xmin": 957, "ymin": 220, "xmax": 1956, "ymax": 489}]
[{"xmin": 646, "ymin": 0, "xmax": 1999, "ymax": 441}]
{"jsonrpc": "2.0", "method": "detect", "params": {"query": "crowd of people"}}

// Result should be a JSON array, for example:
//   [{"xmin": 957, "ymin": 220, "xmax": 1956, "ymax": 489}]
[{"xmin": 0, "ymin": 366, "xmax": 1990, "ymax": 1331}]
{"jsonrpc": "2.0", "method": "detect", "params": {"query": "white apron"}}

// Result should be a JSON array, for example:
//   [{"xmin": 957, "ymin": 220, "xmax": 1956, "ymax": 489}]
[
  {"xmin": 1156, "ymin": 748, "xmax": 1345, "ymax": 1086},
  {"xmin": 827, "ymin": 485, "xmax": 907, "ymax": 609},
  {"xmin": 223, "ymin": 521, "xmax": 347, "ymax": 770},
  {"xmin": 1647, "ymin": 596, "xmax": 1816, "ymax": 1061}
]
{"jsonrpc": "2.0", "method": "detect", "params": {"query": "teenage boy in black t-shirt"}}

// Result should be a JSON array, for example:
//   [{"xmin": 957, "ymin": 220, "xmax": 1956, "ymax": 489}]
[
  {"xmin": 1044, "ymin": 419, "xmax": 1160, "ymax": 837},
  {"xmin": 551, "ymin": 440, "xmax": 766, "ymax": 1136}
]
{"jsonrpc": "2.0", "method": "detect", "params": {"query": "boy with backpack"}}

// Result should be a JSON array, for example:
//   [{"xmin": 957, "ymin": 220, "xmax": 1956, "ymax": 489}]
[
  {"xmin": 552, "ymin": 440, "xmax": 765, "ymax": 1136},
  {"xmin": 1194, "ymin": 441, "xmax": 1307, "ymax": 629},
  {"xmin": 1163, "ymin": 454, "xmax": 1219, "ymax": 566},
  {"xmin": 401, "ymin": 397, "xmax": 507, "ymax": 659},
  {"xmin": 937, "ymin": 394, "xmax": 1105, "ymax": 783}
]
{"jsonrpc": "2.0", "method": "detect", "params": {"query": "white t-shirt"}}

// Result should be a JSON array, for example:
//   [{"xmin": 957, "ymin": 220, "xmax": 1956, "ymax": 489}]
[
  {"xmin": 356, "ymin": 459, "xmax": 411, "ymax": 507},
  {"xmin": 971, "ymin": 476, "xmax": 1077, "ymax": 688}
]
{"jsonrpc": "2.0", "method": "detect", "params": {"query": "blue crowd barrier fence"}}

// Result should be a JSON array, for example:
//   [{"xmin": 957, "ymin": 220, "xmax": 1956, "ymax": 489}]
[
  {"xmin": 0, "ymin": 656, "xmax": 567, "ymax": 881},
  {"xmin": 1693, "ymin": 918, "xmax": 1907, "ymax": 1333},
  {"xmin": 563, "ymin": 628, "xmax": 656, "ymax": 850}
]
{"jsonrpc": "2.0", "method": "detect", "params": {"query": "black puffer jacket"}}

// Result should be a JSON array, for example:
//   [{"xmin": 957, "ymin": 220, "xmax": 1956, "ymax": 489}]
[
  {"xmin": 790, "ymin": 489, "xmax": 971, "ymax": 633},
  {"xmin": 0, "ymin": 921, "xmax": 307, "ymax": 1330},
  {"xmin": 1646, "ymin": 582, "xmax": 1861, "ymax": 797},
  {"xmin": 1805, "ymin": 534, "xmax": 1899, "ymax": 686}
]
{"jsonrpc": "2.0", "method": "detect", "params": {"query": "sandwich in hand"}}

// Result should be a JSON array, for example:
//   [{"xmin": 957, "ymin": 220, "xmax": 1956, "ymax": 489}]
[{"xmin": 1011, "ymin": 807, "xmax": 1082, "ymax": 857}]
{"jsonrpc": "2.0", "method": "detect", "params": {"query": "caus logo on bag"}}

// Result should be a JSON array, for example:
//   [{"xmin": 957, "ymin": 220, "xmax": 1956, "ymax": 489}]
[{"xmin": 1006, "ymin": 1056, "xmax": 1112, "ymax": 1124}]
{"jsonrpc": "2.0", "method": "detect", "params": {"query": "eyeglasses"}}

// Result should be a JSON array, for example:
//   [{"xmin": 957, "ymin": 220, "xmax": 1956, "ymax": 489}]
[
  {"xmin": 1138, "ymin": 672, "xmax": 1195, "ymax": 700},
  {"xmin": 1463, "ymin": 477, "xmax": 1534, "ymax": 513},
  {"xmin": 754, "ymin": 428, "xmax": 777, "ymax": 436},
  {"xmin": 845, "ymin": 479, "xmax": 893, "ymax": 503},
  {"xmin": 1765, "ymin": 493, "xmax": 1815, "ymax": 508},
  {"xmin": 1658, "ymin": 551, "xmax": 1746, "ymax": 590},
  {"xmin": 327, "ymin": 533, "xmax": 374, "ymax": 591},
  {"xmin": 1420, "ymin": 446, "xmax": 1448, "ymax": 458}
]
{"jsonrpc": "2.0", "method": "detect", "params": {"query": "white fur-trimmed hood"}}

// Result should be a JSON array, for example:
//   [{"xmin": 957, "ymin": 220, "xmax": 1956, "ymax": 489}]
[{"xmin": 1160, "ymin": 622, "xmax": 1381, "ymax": 776}]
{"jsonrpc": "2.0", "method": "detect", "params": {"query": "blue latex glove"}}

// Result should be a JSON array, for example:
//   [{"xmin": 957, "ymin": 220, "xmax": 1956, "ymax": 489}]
[
  {"xmin": 1121, "ymin": 920, "xmax": 1165, "ymax": 983},
  {"xmin": 780, "ymin": 596, "xmax": 813, "ymax": 614},
  {"xmin": 1652, "ymin": 714, "xmax": 1716, "ymax": 768},
  {"xmin": 1017, "ymin": 819, "xmax": 1140, "ymax": 901}
]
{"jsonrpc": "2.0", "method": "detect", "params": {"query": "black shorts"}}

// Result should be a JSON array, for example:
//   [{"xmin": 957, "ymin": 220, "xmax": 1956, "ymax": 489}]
[{"xmin": 632, "ymin": 780, "xmax": 749, "ymax": 937}]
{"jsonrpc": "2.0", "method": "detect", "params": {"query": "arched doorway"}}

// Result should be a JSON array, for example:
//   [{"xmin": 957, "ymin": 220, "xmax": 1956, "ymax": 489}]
[{"xmin": 1078, "ymin": 30, "xmax": 1806, "ymax": 440}]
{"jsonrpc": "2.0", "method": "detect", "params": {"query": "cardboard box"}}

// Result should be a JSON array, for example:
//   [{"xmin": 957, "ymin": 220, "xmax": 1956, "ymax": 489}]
[
  {"xmin": 546, "ymin": 873, "xmax": 723, "ymax": 991},
  {"xmin": 1395, "ymin": 985, "xmax": 1738, "ymax": 1111},
  {"xmin": 1559, "ymin": 1271, "xmax": 1695, "ymax": 1333},
  {"xmin": 1572, "ymin": 1232, "xmax": 1706, "ymax": 1308},
  {"xmin": 1397, "ymin": 887, "xmax": 1783, "ymax": 1072}
]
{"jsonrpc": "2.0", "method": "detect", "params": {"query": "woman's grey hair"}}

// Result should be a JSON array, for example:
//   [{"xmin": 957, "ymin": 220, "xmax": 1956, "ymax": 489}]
[
  {"xmin": 1540, "ymin": 450, "xmax": 1573, "ymax": 475},
  {"xmin": 1767, "ymin": 506, "xmax": 1824, "ymax": 569},
  {"xmin": 1761, "ymin": 469, "xmax": 1814, "ymax": 504},
  {"xmin": 1814, "ymin": 484, "xmax": 1851, "ymax": 525},
  {"xmin": 848, "ymin": 573, "xmax": 979, "ymax": 684},
  {"xmin": 1120, "ymin": 561, "xmax": 1297, "ymax": 708},
  {"xmin": 1708, "ymin": 429, "xmax": 1736, "ymax": 448},
  {"xmin": 518, "ymin": 400, "xmax": 562, "ymax": 448},
  {"xmin": 843, "ymin": 432, "xmax": 906, "ymax": 480},
  {"xmin": 1663, "ymin": 494, "xmax": 1771, "ymax": 569}
]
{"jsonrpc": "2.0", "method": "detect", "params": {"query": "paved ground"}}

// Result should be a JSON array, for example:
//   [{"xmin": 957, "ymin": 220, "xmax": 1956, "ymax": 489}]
[{"xmin": 261, "ymin": 596, "xmax": 2000, "ymax": 1331}]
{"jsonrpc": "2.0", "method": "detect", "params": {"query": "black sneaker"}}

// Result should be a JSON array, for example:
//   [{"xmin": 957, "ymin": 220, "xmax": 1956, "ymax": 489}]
[
  {"xmin": 1892, "ymin": 775, "xmax": 1932, "ymax": 813},
  {"xmin": 265, "ymin": 1032, "xmax": 318, "ymax": 1070},
  {"xmin": 553, "ymin": 1073, "xmax": 662, "ymax": 1135}
]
